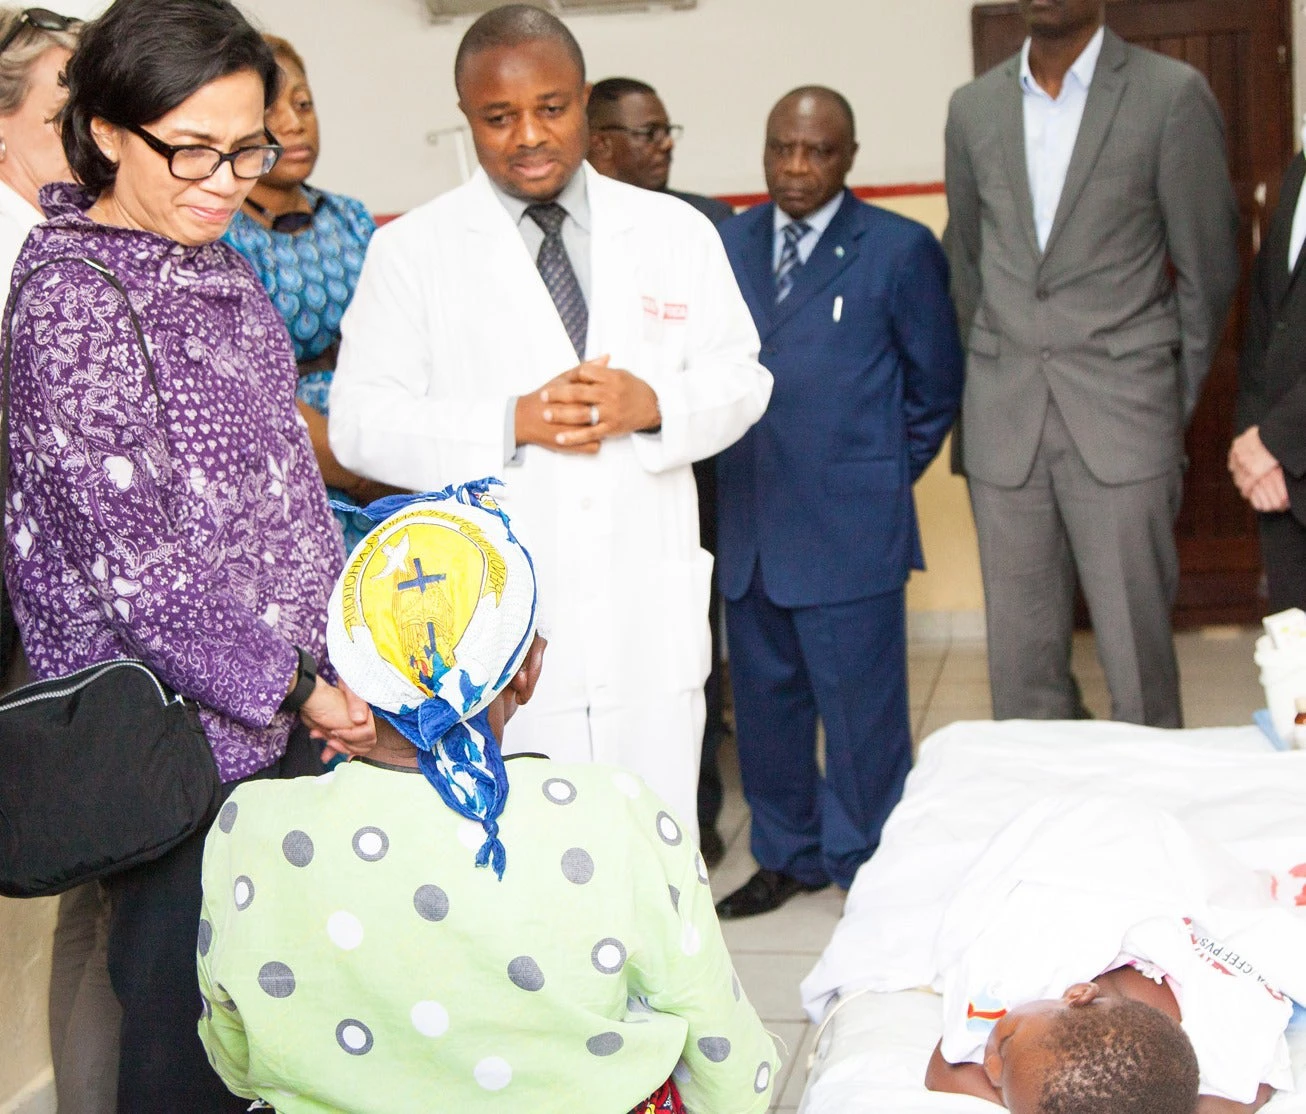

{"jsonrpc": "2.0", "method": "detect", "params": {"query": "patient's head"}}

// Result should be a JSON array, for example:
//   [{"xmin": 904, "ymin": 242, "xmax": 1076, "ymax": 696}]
[
  {"xmin": 326, "ymin": 479, "xmax": 542, "ymax": 878},
  {"xmin": 984, "ymin": 983, "xmax": 1199, "ymax": 1114}
]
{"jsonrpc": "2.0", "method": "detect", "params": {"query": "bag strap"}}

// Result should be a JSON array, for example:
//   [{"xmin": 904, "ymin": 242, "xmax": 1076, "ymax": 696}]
[{"xmin": 1, "ymin": 254, "xmax": 164, "ymax": 659}]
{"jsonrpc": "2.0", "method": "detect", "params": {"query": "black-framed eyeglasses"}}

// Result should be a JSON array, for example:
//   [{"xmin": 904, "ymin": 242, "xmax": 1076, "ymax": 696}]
[
  {"xmin": 595, "ymin": 123, "xmax": 683, "ymax": 145},
  {"xmin": 0, "ymin": 8, "xmax": 80, "ymax": 58},
  {"xmin": 121, "ymin": 122, "xmax": 282, "ymax": 181}
]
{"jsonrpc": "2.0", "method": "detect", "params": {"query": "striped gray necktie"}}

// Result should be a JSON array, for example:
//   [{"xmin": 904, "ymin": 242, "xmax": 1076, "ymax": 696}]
[
  {"xmin": 526, "ymin": 202, "xmax": 588, "ymax": 360},
  {"xmin": 775, "ymin": 219, "xmax": 812, "ymax": 303}
]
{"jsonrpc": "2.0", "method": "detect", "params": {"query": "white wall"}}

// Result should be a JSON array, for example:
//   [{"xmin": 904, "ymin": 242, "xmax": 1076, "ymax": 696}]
[{"xmin": 221, "ymin": 0, "xmax": 980, "ymax": 212}]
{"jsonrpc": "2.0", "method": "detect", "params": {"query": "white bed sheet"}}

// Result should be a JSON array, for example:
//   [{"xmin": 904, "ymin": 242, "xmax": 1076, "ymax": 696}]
[{"xmin": 797, "ymin": 721, "xmax": 1306, "ymax": 1112}]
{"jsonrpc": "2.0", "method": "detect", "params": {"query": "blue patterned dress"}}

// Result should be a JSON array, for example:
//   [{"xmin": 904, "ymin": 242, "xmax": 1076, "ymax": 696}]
[{"xmin": 225, "ymin": 187, "xmax": 375, "ymax": 551}]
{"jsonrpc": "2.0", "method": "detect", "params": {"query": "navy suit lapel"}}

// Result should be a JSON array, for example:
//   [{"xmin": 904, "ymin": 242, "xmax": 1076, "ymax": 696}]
[
  {"xmin": 1040, "ymin": 30, "xmax": 1128, "ymax": 265},
  {"xmin": 768, "ymin": 191, "xmax": 863, "ymax": 333},
  {"xmin": 738, "ymin": 205, "xmax": 779, "ymax": 325}
]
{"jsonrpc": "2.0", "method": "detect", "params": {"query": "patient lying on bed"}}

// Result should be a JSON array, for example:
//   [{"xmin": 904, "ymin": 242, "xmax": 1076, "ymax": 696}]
[{"xmin": 921, "ymin": 796, "xmax": 1301, "ymax": 1114}]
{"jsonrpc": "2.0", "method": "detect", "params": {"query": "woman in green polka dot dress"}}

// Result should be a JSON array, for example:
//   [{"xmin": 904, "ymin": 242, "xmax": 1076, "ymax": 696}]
[
  {"xmin": 224, "ymin": 34, "xmax": 396, "ymax": 552},
  {"xmin": 198, "ymin": 481, "xmax": 778, "ymax": 1112}
]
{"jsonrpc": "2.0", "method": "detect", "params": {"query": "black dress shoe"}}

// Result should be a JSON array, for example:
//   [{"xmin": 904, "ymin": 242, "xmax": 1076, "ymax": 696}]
[
  {"xmin": 714, "ymin": 868, "xmax": 828, "ymax": 919},
  {"xmin": 699, "ymin": 826, "xmax": 726, "ymax": 870}
]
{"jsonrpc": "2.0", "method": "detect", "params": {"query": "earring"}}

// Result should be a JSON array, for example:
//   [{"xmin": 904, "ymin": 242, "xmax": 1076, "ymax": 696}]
[{"xmin": 0, "ymin": 137, "xmax": 8, "ymax": 162}]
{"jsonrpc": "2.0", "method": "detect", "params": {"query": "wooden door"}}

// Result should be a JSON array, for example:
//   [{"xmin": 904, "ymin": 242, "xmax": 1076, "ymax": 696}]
[{"xmin": 972, "ymin": 0, "xmax": 1295, "ymax": 626}]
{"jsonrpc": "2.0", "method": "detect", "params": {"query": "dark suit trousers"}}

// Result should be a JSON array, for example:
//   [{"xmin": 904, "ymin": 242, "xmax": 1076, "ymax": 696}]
[
  {"xmin": 106, "ymin": 726, "xmax": 323, "ymax": 1112},
  {"xmin": 725, "ymin": 568, "xmax": 911, "ymax": 889},
  {"xmin": 969, "ymin": 399, "xmax": 1183, "ymax": 727},
  {"xmin": 694, "ymin": 455, "xmax": 728, "ymax": 832},
  {"xmin": 1259, "ymin": 511, "xmax": 1306, "ymax": 614}
]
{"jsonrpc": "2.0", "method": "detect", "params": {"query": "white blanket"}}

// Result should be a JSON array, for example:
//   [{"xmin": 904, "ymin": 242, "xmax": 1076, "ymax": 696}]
[
  {"xmin": 802, "ymin": 721, "xmax": 1306, "ymax": 1021},
  {"xmin": 935, "ymin": 796, "xmax": 1301, "ymax": 1101},
  {"xmin": 798, "ymin": 721, "xmax": 1306, "ymax": 1111}
]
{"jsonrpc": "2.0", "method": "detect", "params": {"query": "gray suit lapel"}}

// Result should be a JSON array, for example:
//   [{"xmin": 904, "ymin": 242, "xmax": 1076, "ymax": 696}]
[
  {"xmin": 999, "ymin": 57, "xmax": 1041, "ymax": 260},
  {"xmin": 1040, "ymin": 29, "xmax": 1128, "ymax": 265}
]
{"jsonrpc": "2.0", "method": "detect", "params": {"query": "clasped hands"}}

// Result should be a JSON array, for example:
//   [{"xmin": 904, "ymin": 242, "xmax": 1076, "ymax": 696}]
[
  {"xmin": 297, "ymin": 634, "xmax": 549, "ymax": 762},
  {"xmin": 1229, "ymin": 426, "xmax": 1290, "ymax": 514},
  {"xmin": 300, "ymin": 676, "xmax": 375, "ymax": 760},
  {"xmin": 515, "ymin": 355, "xmax": 660, "ymax": 455}
]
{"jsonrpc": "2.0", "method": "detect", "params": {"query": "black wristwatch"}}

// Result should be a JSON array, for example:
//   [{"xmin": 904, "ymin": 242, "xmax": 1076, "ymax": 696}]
[{"xmin": 279, "ymin": 645, "xmax": 318, "ymax": 714}]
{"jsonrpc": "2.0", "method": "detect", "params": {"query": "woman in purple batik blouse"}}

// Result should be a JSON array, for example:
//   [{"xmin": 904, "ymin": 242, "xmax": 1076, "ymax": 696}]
[{"xmin": 1, "ymin": 0, "xmax": 375, "ymax": 1107}]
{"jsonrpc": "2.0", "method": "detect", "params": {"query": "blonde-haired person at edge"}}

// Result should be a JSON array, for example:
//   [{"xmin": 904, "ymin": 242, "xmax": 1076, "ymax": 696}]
[
  {"xmin": 0, "ymin": 9, "xmax": 118, "ymax": 1113},
  {"xmin": 223, "ymin": 34, "xmax": 399, "ymax": 554},
  {"xmin": 198, "ymin": 479, "xmax": 778, "ymax": 1114}
]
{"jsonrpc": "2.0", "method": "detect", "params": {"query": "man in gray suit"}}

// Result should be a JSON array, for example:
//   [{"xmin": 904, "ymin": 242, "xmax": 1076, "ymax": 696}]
[{"xmin": 943, "ymin": 0, "xmax": 1239, "ymax": 727}]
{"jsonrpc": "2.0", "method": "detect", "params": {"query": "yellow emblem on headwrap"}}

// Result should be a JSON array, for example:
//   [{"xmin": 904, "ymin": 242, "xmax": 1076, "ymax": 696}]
[{"xmin": 340, "ymin": 508, "xmax": 509, "ymax": 697}]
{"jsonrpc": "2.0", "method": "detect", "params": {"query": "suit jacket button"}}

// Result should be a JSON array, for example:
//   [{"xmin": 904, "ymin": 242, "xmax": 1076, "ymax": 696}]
[
  {"xmin": 1040, "ymin": 349, "xmax": 1052, "ymax": 362},
  {"xmin": 1036, "ymin": 287, "xmax": 1049, "ymax": 301},
  {"xmin": 1276, "ymin": 320, "xmax": 1289, "ymax": 331}
]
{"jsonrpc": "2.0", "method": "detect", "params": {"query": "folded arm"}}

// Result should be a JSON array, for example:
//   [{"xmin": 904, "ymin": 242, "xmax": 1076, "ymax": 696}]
[
  {"xmin": 891, "ymin": 228, "xmax": 965, "ymax": 482},
  {"xmin": 925, "ymin": 1041, "xmax": 1003, "ymax": 1105}
]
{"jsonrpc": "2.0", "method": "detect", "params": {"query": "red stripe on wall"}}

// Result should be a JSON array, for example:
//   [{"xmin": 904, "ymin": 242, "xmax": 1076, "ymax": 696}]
[
  {"xmin": 373, "ymin": 179, "xmax": 946, "ymax": 226},
  {"xmin": 719, "ymin": 181, "xmax": 946, "ymax": 208}
]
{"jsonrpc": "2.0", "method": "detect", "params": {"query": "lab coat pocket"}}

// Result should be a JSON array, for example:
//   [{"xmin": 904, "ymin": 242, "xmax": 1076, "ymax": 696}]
[{"xmin": 649, "ymin": 548, "xmax": 714, "ymax": 693}]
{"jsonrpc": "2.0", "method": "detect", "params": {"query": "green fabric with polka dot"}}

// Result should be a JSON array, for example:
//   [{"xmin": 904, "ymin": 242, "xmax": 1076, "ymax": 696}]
[{"xmin": 198, "ymin": 759, "xmax": 777, "ymax": 1112}]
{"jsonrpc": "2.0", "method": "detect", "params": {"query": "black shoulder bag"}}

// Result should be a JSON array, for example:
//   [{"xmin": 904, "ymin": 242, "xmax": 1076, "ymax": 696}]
[{"xmin": 0, "ymin": 255, "xmax": 221, "ymax": 898}]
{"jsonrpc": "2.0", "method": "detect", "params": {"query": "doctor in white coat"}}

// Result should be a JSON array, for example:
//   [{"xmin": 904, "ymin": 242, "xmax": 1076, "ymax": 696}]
[{"xmin": 329, "ymin": 4, "xmax": 770, "ymax": 838}]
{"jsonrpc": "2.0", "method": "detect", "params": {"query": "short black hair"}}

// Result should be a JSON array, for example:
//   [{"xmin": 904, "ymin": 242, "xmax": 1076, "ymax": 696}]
[
  {"xmin": 454, "ymin": 4, "xmax": 585, "ymax": 98},
  {"xmin": 1037, "ymin": 1000, "xmax": 1200, "ymax": 1114},
  {"xmin": 774, "ymin": 85, "xmax": 857, "ymax": 142},
  {"xmin": 588, "ymin": 76, "xmax": 658, "ymax": 125},
  {"xmin": 60, "ymin": 0, "xmax": 279, "ymax": 195}
]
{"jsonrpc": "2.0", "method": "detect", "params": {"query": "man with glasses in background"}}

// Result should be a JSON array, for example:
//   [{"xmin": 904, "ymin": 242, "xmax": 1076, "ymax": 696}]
[
  {"xmin": 588, "ymin": 77, "xmax": 732, "ymax": 226},
  {"xmin": 588, "ymin": 76, "xmax": 734, "ymax": 866}
]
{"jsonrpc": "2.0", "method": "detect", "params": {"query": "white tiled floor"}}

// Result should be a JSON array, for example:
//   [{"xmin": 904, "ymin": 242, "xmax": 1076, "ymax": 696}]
[{"xmin": 712, "ymin": 625, "xmax": 1267, "ymax": 1113}]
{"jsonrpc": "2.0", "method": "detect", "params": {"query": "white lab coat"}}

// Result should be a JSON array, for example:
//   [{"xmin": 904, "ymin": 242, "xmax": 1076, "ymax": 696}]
[{"xmin": 330, "ymin": 163, "xmax": 771, "ymax": 837}]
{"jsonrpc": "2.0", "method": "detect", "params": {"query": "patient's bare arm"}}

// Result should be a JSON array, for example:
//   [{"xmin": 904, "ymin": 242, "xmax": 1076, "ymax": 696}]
[
  {"xmin": 925, "ymin": 1042, "xmax": 1003, "ymax": 1105},
  {"xmin": 1196, "ymin": 1084, "xmax": 1275, "ymax": 1113}
]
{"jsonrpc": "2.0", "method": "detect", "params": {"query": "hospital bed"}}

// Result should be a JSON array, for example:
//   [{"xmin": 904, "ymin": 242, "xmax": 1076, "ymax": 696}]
[{"xmin": 796, "ymin": 721, "xmax": 1306, "ymax": 1113}]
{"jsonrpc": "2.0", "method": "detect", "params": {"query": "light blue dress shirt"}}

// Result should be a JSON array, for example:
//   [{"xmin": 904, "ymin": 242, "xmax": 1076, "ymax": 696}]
[
  {"xmin": 772, "ymin": 191, "xmax": 846, "ymax": 272},
  {"xmin": 1020, "ymin": 26, "xmax": 1106, "ymax": 252},
  {"xmin": 490, "ymin": 170, "xmax": 593, "ymax": 465},
  {"xmin": 490, "ymin": 169, "xmax": 592, "ymax": 301}
]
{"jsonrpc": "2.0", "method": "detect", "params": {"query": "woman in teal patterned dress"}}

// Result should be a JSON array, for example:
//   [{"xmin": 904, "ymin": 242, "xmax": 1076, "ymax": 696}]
[{"xmin": 224, "ymin": 34, "xmax": 395, "ymax": 551}]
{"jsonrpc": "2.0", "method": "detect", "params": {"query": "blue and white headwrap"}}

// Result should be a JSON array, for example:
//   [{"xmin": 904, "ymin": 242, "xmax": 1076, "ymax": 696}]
[{"xmin": 326, "ymin": 478, "xmax": 538, "ymax": 879}]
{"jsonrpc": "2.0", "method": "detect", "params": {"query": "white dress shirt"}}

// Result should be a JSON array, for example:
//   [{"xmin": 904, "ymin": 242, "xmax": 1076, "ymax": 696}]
[
  {"xmin": 771, "ymin": 190, "xmax": 845, "ymax": 272},
  {"xmin": 1288, "ymin": 121, "xmax": 1306, "ymax": 273},
  {"xmin": 1020, "ymin": 26, "xmax": 1106, "ymax": 252}
]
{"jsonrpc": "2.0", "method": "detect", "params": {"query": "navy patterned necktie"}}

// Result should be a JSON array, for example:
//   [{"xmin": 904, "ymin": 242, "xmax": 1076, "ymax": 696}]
[
  {"xmin": 775, "ymin": 219, "xmax": 812, "ymax": 303},
  {"xmin": 526, "ymin": 202, "xmax": 588, "ymax": 360}
]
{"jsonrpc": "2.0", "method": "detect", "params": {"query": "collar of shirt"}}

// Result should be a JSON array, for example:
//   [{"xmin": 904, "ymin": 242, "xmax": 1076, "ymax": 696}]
[
  {"xmin": 1019, "ymin": 24, "xmax": 1105, "ymax": 102},
  {"xmin": 772, "ymin": 190, "xmax": 845, "ymax": 271},
  {"xmin": 487, "ymin": 165, "xmax": 593, "ymax": 308},
  {"xmin": 489, "ymin": 168, "xmax": 592, "ymax": 233},
  {"xmin": 1289, "ymin": 123, "xmax": 1306, "ymax": 274}
]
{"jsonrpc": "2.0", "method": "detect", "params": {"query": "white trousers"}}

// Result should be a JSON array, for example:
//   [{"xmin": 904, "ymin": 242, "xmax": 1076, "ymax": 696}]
[{"xmin": 502, "ymin": 686, "xmax": 704, "ymax": 849}]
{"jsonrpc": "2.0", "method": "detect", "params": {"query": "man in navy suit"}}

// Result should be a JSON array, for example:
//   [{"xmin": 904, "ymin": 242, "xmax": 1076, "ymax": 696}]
[{"xmin": 715, "ymin": 87, "xmax": 964, "ymax": 918}]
